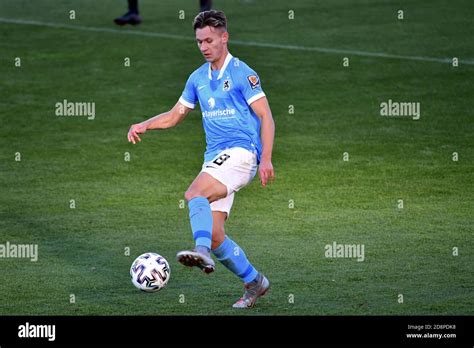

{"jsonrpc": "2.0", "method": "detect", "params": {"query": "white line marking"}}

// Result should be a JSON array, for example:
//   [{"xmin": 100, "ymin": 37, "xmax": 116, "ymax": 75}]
[
  {"xmin": 0, "ymin": 18, "xmax": 194, "ymax": 41},
  {"xmin": 1, "ymin": 17, "xmax": 473, "ymax": 66}
]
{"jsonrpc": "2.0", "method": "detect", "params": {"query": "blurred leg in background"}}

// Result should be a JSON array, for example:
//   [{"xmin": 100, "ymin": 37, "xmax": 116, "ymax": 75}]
[
  {"xmin": 114, "ymin": 0, "xmax": 213, "ymax": 26},
  {"xmin": 114, "ymin": 0, "xmax": 142, "ymax": 26},
  {"xmin": 200, "ymin": 0, "xmax": 212, "ymax": 12}
]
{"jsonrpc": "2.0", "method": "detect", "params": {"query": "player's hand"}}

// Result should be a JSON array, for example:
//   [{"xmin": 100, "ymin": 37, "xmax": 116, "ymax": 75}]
[
  {"xmin": 258, "ymin": 159, "xmax": 275, "ymax": 187},
  {"xmin": 127, "ymin": 123, "xmax": 147, "ymax": 144}
]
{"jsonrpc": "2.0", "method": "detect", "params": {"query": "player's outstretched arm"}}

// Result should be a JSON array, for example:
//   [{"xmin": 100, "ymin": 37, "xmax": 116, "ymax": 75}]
[
  {"xmin": 250, "ymin": 96, "xmax": 275, "ymax": 187},
  {"xmin": 127, "ymin": 101, "xmax": 192, "ymax": 144}
]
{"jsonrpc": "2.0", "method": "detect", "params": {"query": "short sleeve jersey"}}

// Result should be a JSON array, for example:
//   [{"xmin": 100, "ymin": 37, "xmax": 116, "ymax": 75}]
[{"xmin": 179, "ymin": 53, "xmax": 265, "ymax": 163}]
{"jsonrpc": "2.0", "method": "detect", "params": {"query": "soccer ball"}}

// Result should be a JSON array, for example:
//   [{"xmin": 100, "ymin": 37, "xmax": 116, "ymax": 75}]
[{"xmin": 130, "ymin": 252, "xmax": 171, "ymax": 292}]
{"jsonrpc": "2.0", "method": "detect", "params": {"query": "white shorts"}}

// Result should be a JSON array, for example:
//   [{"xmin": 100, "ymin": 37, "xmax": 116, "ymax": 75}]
[{"xmin": 201, "ymin": 147, "xmax": 258, "ymax": 217}]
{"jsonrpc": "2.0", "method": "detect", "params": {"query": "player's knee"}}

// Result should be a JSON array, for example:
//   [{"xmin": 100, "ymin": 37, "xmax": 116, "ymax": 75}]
[
  {"xmin": 184, "ymin": 189, "xmax": 202, "ymax": 202},
  {"xmin": 184, "ymin": 190, "xmax": 193, "ymax": 202}
]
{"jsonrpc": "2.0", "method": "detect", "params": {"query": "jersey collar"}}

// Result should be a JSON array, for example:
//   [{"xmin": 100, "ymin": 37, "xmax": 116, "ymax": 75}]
[{"xmin": 208, "ymin": 52, "xmax": 233, "ymax": 80}]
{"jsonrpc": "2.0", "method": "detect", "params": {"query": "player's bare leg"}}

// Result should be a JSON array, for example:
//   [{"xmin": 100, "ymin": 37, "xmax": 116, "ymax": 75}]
[
  {"xmin": 211, "ymin": 211, "xmax": 226, "ymax": 250},
  {"xmin": 177, "ymin": 173, "xmax": 227, "ymax": 273},
  {"xmin": 185, "ymin": 172, "xmax": 227, "ymax": 203}
]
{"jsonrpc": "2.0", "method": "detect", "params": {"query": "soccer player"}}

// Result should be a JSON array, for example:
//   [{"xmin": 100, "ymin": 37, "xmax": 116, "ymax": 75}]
[{"xmin": 127, "ymin": 10, "xmax": 275, "ymax": 308}]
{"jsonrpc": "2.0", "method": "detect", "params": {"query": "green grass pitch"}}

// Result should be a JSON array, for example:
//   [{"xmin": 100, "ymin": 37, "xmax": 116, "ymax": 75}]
[{"xmin": 0, "ymin": 0, "xmax": 472, "ymax": 315}]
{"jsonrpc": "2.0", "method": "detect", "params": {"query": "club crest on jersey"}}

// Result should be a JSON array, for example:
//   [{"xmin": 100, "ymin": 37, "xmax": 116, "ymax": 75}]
[
  {"xmin": 247, "ymin": 75, "xmax": 260, "ymax": 89},
  {"xmin": 208, "ymin": 97, "xmax": 216, "ymax": 109},
  {"xmin": 223, "ymin": 79, "xmax": 231, "ymax": 91}
]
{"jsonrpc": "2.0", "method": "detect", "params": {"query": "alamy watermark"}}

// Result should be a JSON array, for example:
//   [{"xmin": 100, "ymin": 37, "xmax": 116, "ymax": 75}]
[
  {"xmin": 380, "ymin": 99, "xmax": 420, "ymax": 120},
  {"xmin": 18, "ymin": 322, "xmax": 55, "ymax": 341},
  {"xmin": 55, "ymin": 99, "xmax": 95, "ymax": 120},
  {"xmin": 325, "ymin": 241, "xmax": 365, "ymax": 262},
  {"xmin": 0, "ymin": 241, "xmax": 38, "ymax": 262}
]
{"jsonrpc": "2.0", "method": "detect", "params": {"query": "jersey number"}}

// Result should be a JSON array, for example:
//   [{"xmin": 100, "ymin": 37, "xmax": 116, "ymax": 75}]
[{"xmin": 213, "ymin": 154, "xmax": 230, "ymax": 166}]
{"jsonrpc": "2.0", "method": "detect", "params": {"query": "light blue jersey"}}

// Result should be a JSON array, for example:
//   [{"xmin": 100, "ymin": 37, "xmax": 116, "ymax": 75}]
[{"xmin": 179, "ymin": 53, "xmax": 265, "ymax": 163}]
